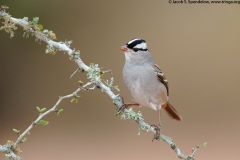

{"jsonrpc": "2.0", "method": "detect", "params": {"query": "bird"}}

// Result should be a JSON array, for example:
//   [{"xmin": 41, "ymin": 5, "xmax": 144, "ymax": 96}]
[{"xmin": 121, "ymin": 38, "xmax": 182, "ymax": 140}]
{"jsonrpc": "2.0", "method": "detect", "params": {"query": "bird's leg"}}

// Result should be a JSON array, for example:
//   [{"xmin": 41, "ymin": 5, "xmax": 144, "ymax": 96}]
[
  {"xmin": 151, "ymin": 110, "xmax": 162, "ymax": 141},
  {"xmin": 117, "ymin": 96, "xmax": 139, "ymax": 112}
]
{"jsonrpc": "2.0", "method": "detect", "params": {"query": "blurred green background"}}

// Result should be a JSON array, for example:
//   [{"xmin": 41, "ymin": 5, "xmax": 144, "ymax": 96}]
[{"xmin": 1, "ymin": 0, "xmax": 240, "ymax": 159}]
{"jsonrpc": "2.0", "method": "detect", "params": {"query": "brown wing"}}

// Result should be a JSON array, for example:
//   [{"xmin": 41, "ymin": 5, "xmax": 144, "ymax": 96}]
[{"xmin": 153, "ymin": 64, "xmax": 169, "ymax": 96}]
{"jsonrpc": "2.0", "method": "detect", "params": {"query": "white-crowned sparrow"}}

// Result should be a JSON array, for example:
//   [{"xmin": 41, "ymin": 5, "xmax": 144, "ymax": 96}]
[{"xmin": 121, "ymin": 38, "xmax": 182, "ymax": 139}]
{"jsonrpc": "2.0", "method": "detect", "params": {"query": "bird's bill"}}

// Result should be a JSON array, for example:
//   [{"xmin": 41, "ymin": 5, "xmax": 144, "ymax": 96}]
[{"xmin": 121, "ymin": 45, "xmax": 128, "ymax": 52}]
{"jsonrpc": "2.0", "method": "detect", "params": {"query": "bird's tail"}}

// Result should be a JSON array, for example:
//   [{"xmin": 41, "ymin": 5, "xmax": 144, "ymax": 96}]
[{"xmin": 164, "ymin": 102, "xmax": 182, "ymax": 121}]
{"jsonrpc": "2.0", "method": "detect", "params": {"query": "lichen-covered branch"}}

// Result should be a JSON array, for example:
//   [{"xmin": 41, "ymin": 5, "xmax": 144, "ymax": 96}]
[{"xmin": 0, "ymin": 6, "xmax": 199, "ymax": 160}]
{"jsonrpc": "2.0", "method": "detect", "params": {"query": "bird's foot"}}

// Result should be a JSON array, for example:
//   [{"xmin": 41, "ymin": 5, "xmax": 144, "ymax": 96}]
[
  {"xmin": 117, "ymin": 103, "xmax": 139, "ymax": 112},
  {"xmin": 150, "ymin": 124, "xmax": 161, "ymax": 141},
  {"xmin": 116, "ymin": 97, "xmax": 139, "ymax": 114}
]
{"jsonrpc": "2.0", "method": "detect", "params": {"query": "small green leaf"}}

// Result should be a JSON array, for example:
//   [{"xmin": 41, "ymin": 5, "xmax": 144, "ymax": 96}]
[
  {"xmin": 40, "ymin": 108, "xmax": 46, "ymax": 112},
  {"xmin": 1, "ymin": 5, "xmax": 9, "ymax": 9},
  {"xmin": 21, "ymin": 137, "xmax": 27, "ymax": 143},
  {"xmin": 100, "ymin": 71, "xmax": 104, "ymax": 77},
  {"xmin": 57, "ymin": 109, "xmax": 64, "ymax": 115},
  {"xmin": 13, "ymin": 128, "xmax": 20, "ymax": 133},
  {"xmin": 36, "ymin": 106, "xmax": 46, "ymax": 113},
  {"xmin": 37, "ymin": 24, "xmax": 43, "ymax": 30},
  {"xmin": 36, "ymin": 106, "xmax": 41, "ymax": 112},
  {"xmin": 70, "ymin": 97, "xmax": 78, "ymax": 103},
  {"xmin": 116, "ymin": 110, "xmax": 123, "ymax": 117},
  {"xmin": 39, "ymin": 120, "xmax": 49, "ymax": 126},
  {"xmin": 78, "ymin": 80, "xmax": 84, "ymax": 84},
  {"xmin": 203, "ymin": 142, "xmax": 207, "ymax": 148},
  {"xmin": 32, "ymin": 17, "xmax": 39, "ymax": 24}
]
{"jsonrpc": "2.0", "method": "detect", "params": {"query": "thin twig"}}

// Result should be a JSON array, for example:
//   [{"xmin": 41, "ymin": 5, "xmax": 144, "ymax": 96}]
[
  {"xmin": 14, "ymin": 81, "xmax": 94, "ymax": 148},
  {"xmin": 70, "ymin": 68, "xmax": 80, "ymax": 79},
  {"xmin": 102, "ymin": 69, "xmax": 112, "ymax": 74}
]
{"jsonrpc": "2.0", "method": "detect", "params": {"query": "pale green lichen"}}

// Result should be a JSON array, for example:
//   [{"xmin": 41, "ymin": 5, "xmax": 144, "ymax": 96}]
[
  {"xmin": 119, "ymin": 108, "xmax": 151, "ymax": 135},
  {"xmin": 87, "ymin": 63, "xmax": 101, "ymax": 81},
  {"xmin": 104, "ymin": 77, "xmax": 119, "ymax": 91},
  {"xmin": 0, "ymin": 13, "xmax": 17, "ymax": 38},
  {"xmin": 46, "ymin": 44, "xmax": 57, "ymax": 54}
]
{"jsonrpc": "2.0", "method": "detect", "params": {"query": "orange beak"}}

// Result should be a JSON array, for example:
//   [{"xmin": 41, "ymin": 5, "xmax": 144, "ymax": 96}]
[{"xmin": 121, "ymin": 45, "xmax": 128, "ymax": 52}]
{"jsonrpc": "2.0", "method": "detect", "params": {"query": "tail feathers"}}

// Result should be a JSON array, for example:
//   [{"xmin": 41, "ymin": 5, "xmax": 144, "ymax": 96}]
[{"xmin": 164, "ymin": 102, "xmax": 182, "ymax": 121}]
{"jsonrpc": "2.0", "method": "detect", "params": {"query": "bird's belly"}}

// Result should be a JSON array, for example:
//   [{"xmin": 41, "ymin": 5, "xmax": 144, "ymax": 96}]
[{"xmin": 128, "ymin": 80, "xmax": 168, "ymax": 110}]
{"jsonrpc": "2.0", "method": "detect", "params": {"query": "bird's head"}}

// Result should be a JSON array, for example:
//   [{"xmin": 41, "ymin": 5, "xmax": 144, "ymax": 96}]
[
  {"xmin": 121, "ymin": 38, "xmax": 148, "ymax": 53},
  {"xmin": 121, "ymin": 38, "xmax": 151, "ymax": 63}
]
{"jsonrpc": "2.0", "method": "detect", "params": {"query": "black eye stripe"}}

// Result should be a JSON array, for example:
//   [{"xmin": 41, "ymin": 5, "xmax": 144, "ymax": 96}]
[
  {"xmin": 133, "ymin": 48, "xmax": 148, "ymax": 52},
  {"xmin": 132, "ymin": 48, "xmax": 138, "ymax": 51}
]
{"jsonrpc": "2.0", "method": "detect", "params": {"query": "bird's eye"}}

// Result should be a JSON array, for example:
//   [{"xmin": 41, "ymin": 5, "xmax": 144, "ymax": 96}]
[{"xmin": 133, "ymin": 48, "xmax": 139, "ymax": 52}]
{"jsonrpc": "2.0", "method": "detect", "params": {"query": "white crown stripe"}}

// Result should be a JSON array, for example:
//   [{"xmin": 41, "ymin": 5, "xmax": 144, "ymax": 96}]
[{"xmin": 127, "ymin": 38, "xmax": 141, "ymax": 45}]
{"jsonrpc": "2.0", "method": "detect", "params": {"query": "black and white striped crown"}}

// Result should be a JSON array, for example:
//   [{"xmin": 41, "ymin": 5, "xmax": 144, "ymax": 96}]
[{"xmin": 126, "ymin": 38, "xmax": 148, "ymax": 51}]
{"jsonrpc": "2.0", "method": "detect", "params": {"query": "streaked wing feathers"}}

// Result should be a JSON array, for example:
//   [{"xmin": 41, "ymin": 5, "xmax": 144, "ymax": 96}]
[{"xmin": 153, "ymin": 64, "xmax": 169, "ymax": 96}]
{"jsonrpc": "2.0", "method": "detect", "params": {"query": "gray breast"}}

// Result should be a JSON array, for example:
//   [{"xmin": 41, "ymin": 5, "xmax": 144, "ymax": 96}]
[{"xmin": 123, "ymin": 62, "xmax": 168, "ymax": 109}]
